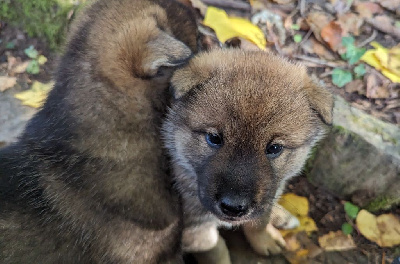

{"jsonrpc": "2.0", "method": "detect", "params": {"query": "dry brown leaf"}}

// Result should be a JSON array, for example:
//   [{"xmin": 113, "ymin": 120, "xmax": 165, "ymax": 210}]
[
  {"xmin": 321, "ymin": 21, "xmax": 343, "ymax": 51},
  {"xmin": 356, "ymin": 210, "xmax": 400, "ymax": 247},
  {"xmin": 0, "ymin": 76, "xmax": 17, "ymax": 92},
  {"xmin": 302, "ymin": 38, "xmax": 336, "ymax": 60},
  {"xmin": 318, "ymin": 231, "xmax": 356, "ymax": 251},
  {"xmin": 337, "ymin": 12, "xmax": 363, "ymax": 36},
  {"xmin": 345, "ymin": 79, "xmax": 365, "ymax": 95},
  {"xmin": 367, "ymin": 15, "xmax": 400, "ymax": 39},
  {"xmin": 366, "ymin": 73, "xmax": 391, "ymax": 99},
  {"xmin": 306, "ymin": 12, "xmax": 333, "ymax": 43},
  {"xmin": 380, "ymin": 0, "xmax": 400, "ymax": 14},
  {"xmin": 283, "ymin": 232, "xmax": 322, "ymax": 264},
  {"xmin": 355, "ymin": 2, "xmax": 383, "ymax": 19},
  {"xmin": 12, "ymin": 61, "xmax": 30, "ymax": 74}
]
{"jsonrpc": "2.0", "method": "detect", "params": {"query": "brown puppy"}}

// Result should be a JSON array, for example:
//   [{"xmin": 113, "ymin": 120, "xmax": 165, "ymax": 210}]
[
  {"xmin": 163, "ymin": 49, "xmax": 333, "ymax": 263},
  {"xmin": 0, "ymin": 0, "xmax": 198, "ymax": 263}
]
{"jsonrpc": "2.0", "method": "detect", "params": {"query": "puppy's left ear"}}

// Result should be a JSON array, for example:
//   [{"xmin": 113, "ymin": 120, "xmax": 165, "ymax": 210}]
[{"xmin": 304, "ymin": 77, "xmax": 334, "ymax": 125}]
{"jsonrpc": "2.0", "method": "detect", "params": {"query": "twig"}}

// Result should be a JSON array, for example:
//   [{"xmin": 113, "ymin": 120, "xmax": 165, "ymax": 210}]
[
  {"xmin": 299, "ymin": 29, "xmax": 313, "ymax": 46},
  {"xmin": 299, "ymin": 0, "xmax": 306, "ymax": 17},
  {"xmin": 358, "ymin": 30, "xmax": 377, "ymax": 47},
  {"xmin": 201, "ymin": 0, "xmax": 251, "ymax": 11},
  {"xmin": 293, "ymin": 54, "xmax": 345, "ymax": 68},
  {"xmin": 319, "ymin": 70, "xmax": 334, "ymax": 77}
]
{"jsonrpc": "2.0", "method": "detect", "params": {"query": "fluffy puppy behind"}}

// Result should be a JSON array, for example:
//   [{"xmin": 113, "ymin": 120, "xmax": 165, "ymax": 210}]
[
  {"xmin": 0, "ymin": 0, "xmax": 198, "ymax": 263},
  {"xmin": 163, "ymin": 49, "xmax": 333, "ymax": 263}
]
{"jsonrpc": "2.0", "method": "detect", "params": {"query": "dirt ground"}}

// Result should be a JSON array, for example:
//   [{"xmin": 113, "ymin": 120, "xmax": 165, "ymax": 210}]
[{"xmin": 1, "ymin": 1, "xmax": 399, "ymax": 262}]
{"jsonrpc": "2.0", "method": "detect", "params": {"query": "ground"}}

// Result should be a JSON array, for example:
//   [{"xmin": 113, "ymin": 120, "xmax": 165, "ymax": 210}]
[{"xmin": 0, "ymin": 0, "xmax": 399, "ymax": 263}]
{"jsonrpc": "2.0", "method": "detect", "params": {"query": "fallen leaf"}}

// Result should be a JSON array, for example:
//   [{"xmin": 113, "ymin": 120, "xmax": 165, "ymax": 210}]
[
  {"xmin": 344, "ymin": 79, "xmax": 365, "ymax": 95},
  {"xmin": 379, "ymin": 0, "xmax": 400, "ymax": 14},
  {"xmin": 355, "ymin": 2, "xmax": 383, "ymax": 19},
  {"xmin": 366, "ymin": 15, "xmax": 400, "ymax": 39},
  {"xmin": 356, "ymin": 209, "xmax": 400, "ymax": 247},
  {"xmin": 14, "ymin": 81, "xmax": 54, "ymax": 108},
  {"xmin": 301, "ymin": 38, "xmax": 336, "ymax": 60},
  {"xmin": 37, "ymin": 55, "xmax": 48, "ymax": 65},
  {"xmin": 278, "ymin": 193, "xmax": 318, "ymax": 236},
  {"xmin": 332, "ymin": 68, "xmax": 353, "ymax": 87},
  {"xmin": 306, "ymin": 12, "xmax": 333, "ymax": 43},
  {"xmin": 318, "ymin": 231, "xmax": 356, "ymax": 251},
  {"xmin": 365, "ymin": 73, "xmax": 391, "ymax": 99},
  {"xmin": 203, "ymin": 7, "xmax": 266, "ymax": 50},
  {"xmin": 342, "ymin": 222, "xmax": 354, "ymax": 235},
  {"xmin": 361, "ymin": 42, "xmax": 400, "ymax": 83},
  {"xmin": 11, "ymin": 61, "xmax": 30, "ymax": 74},
  {"xmin": 279, "ymin": 193, "xmax": 309, "ymax": 217},
  {"xmin": 337, "ymin": 13, "xmax": 363, "ymax": 36},
  {"xmin": 344, "ymin": 201, "xmax": 360, "ymax": 219},
  {"xmin": 0, "ymin": 76, "xmax": 17, "ymax": 92},
  {"xmin": 321, "ymin": 21, "xmax": 343, "ymax": 51},
  {"xmin": 26, "ymin": 60, "xmax": 40, "ymax": 75},
  {"xmin": 24, "ymin": 45, "xmax": 39, "ymax": 59},
  {"xmin": 283, "ymin": 232, "xmax": 322, "ymax": 264}
]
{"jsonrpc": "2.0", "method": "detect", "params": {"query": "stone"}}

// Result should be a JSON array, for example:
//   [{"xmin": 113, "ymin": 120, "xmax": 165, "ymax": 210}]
[{"xmin": 308, "ymin": 96, "xmax": 400, "ymax": 211}]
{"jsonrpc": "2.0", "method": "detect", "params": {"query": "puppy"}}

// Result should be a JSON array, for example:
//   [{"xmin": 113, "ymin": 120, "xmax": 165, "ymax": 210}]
[
  {"xmin": 163, "ymin": 49, "xmax": 333, "ymax": 263},
  {"xmin": 0, "ymin": 0, "xmax": 198, "ymax": 263}
]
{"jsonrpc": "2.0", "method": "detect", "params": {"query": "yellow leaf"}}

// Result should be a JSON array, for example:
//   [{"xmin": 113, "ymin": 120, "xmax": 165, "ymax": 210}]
[
  {"xmin": 361, "ymin": 41, "xmax": 400, "ymax": 83},
  {"xmin": 203, "ymin": 7, "xmax": 266, "ymax": 50},
  {"xmin": 356, "ymin": 210, "xmax": 400, "ymax": 247},
  {"xmin": 278, "ymin": 193, "xmax": 317, "ymax": 236},
  {"xmin": 278, "ymin": 193, "xmax": 309, "ymax": 217},
  {"xmin": 318, "ymin": 231, "xmax": 356, "ymax": 251},
  {"xmin": 14, "ymin": 81, "xmax": 54, "ymax": 108}
]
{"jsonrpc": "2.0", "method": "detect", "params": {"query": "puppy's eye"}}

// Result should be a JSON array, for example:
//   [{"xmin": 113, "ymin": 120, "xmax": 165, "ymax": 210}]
[
  {"xmin": 205, "ymin": 133, "xmax": 223, "ymax": 148},
  {"xmin": 265, "ymin": 144, "xmax": 283, "ymax": 158}
]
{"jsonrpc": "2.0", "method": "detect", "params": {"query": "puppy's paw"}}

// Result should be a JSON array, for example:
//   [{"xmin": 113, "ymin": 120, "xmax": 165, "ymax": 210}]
[
  {"xmin": 243, "ymin": 223, "xmax": 286, "ymax": 256},
  {"xmin": 270, "ymin": 204, "xmax": 300, "ymax": 230}
]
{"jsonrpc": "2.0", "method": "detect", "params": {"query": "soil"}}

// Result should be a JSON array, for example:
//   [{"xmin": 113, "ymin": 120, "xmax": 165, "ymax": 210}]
[{"xmin": 1, "ymin": 3, "xmax": 399, "ymax": 262}]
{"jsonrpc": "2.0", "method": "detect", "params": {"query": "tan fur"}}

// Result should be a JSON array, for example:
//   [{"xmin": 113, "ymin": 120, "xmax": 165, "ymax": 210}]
[
  {"xmin": 0, "ymin": 0, "xmax": 198, "ymax": 263},
  {"xmin": 163, "ymin": 49, "xmax": 333, "ymax": 262}
]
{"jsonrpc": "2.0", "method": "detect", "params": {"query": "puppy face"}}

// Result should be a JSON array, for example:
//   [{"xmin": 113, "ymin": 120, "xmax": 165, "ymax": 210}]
[{"xmin": 164, "ymin": 50, "xmax": 333, "ymax": 223}]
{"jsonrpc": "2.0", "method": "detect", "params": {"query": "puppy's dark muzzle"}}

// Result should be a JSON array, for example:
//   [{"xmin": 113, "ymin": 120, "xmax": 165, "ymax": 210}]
[{"xmin": 219, "ymin": 196, "xmax": 250, "ymax": 217}]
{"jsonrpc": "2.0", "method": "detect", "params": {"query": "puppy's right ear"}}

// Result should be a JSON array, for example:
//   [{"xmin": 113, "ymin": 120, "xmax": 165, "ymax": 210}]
[{"xmin": 143, "ymin": 31, "xmax": 194, "ymax": 76}]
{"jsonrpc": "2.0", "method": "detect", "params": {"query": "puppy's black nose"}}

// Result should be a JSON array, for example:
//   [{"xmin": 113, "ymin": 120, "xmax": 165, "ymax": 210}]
[{"xmin": 219, "ymin": 196, "xmax": 249, "ymax": 217}]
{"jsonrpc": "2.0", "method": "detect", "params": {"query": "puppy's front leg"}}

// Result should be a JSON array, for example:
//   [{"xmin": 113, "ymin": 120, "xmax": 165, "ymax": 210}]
[
  {"xmin": 183, "ymin": 223, "xmax": 231, "ymax": 264},
  {"xmin": 243, "ymin": 222, "xmax": 286, "ymax": 256}
]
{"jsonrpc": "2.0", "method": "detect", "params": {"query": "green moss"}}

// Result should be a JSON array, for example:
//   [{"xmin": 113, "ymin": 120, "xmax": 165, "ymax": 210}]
[
  {"xmin": 0, "ymin": 0, "xmax": 83, "ymax": 49},
  {"xmin": 366, "ymin": 196, "xmax": 400, "ymax": 212}
]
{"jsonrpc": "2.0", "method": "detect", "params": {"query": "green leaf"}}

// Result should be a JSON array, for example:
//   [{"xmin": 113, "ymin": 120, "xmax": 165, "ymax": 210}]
[
  {"xmin": 26, "ymin": 60, "xmax": 40, "ymax": 75},
  {"xmin": 291, "ymin": 24, "xmax": 300, "ymax": 30},
  {"xmin": 342, "ymin": 223, "xmax": 353, "ymax": 235},
  {"xmin": 344, "ymin": 202, "xmax": 360, "ymax": 219},
  {"xmin": 348, "ymin": 47, "xmax": 366, "ymax": 65},
  {"xmin": 24, "ymin": 45, "xmax": 39, "ymax": 59},
  {"xmin": 293, "ymin": 34, "xmax": 302, "ymax": 43},
  {"xmin": 395, "ymin": 21, "xmax": 400, "ymax": 28},
  {"xmin": 37, "ymin": 55, "xmax": 48, "ymax": 65},
  {"xmin": 342, "ymin": 36, "xmax": 355, "ymax": 47},
  {"xmin": 332, "ymin": 68, "xmax": 353, "ymax": 87},
  {"xmin": 354, "ymin": 64, "xmax": 366, "ymax": 78},
  {"xmin": 6, "ymin": 42, "xmax": 15, "ymax": 49}
]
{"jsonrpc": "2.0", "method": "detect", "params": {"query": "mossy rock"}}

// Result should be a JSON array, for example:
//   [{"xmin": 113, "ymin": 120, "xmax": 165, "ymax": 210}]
[{"xmin": 308, "ymin": 96, "xmax": 400, "ymax": 212}]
